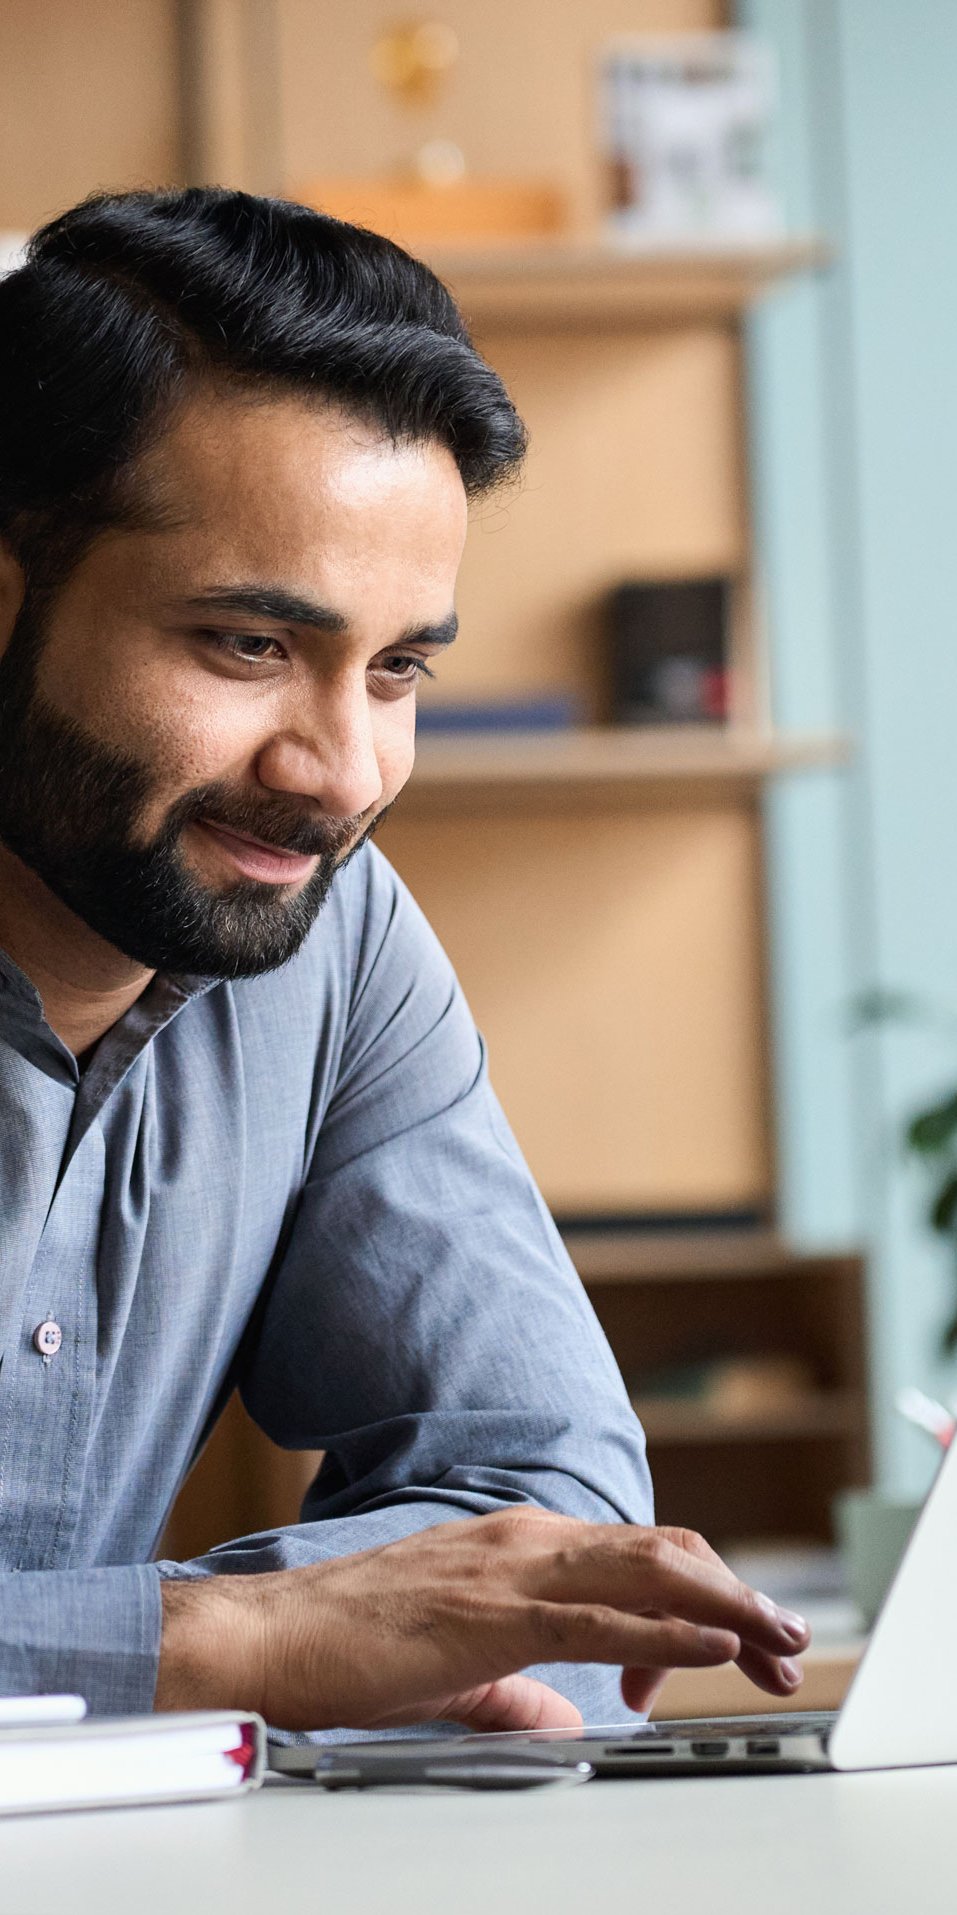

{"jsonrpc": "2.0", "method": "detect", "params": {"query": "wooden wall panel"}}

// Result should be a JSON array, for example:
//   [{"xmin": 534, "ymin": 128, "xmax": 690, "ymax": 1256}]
[
  {"xmin": 428, "ymin": 324, "xmax": 747, "ymax": 712},
  {"xmin": 160, "ymin": 1394, "xmax": 321, "ymax": 1561},
  {"xmin": 279, "ymin": 0, "xmax": 727, "ymax": 229},
  {"xmin": 0, "ymin": 1, "xmax": 180, "ymax": 231},
  {"xmin": 378, "ymin": 804, "xmax": 773, "ymax": 1214}
]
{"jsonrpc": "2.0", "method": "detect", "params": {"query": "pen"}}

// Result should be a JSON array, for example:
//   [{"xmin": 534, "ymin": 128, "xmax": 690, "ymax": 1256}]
[
  {"xmin": 309, "ymin": 1751, "xmax": 595, "ymax": 1791},
  {"xmin": 0, "ymin": 1694, "xmax": 87, "ymax": 1730}
]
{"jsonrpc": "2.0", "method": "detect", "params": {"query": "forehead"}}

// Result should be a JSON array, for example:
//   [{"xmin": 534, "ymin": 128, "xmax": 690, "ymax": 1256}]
[{"xmin": 127, "ymin": 384, "xmax": 468, "ymax": 585}]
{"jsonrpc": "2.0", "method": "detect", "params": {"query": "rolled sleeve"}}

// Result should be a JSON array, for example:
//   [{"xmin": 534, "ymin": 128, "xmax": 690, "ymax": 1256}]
[{"xmin": 0, "ymin": 1563, "xmax": 161, "ymax": 1712}]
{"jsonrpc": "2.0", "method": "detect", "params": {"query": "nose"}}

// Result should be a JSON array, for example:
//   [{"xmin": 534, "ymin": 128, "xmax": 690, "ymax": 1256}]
[{"xmin": 254, "ymin": 675, "xmax": 385, "ymax": 820}]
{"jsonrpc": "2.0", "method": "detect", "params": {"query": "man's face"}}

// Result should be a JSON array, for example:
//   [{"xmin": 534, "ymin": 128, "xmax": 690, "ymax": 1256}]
[{"xmin": 0, "ymin": 388, "xmax": 467, "ymax": 977}]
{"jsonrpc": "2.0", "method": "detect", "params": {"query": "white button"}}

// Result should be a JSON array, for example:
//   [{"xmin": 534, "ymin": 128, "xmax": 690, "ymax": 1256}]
[{"xmin": 32, "ymin": 1321, "xmax": 62, "ymax": 1357}]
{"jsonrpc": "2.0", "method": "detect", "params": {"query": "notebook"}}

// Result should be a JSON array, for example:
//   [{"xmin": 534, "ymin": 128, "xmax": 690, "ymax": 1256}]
[{"xmin": 0, "ymin": 1705, "xmax": 265, "ymax": 1815}]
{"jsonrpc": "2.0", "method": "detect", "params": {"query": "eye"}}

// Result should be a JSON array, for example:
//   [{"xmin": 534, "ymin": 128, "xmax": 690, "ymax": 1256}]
[
  {"xmin": 376, "ymin": 653, "xmax": 437, "ymax": 683},
  {"xmin": 197, "ymin": 629, "xmax": 287, "ymax": 664}
]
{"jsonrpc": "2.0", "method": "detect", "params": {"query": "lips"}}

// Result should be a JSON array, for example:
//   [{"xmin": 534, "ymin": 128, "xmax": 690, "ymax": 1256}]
[{"xmin": 192, "ymin": 819, "xmax": 318, "ymax": 886}]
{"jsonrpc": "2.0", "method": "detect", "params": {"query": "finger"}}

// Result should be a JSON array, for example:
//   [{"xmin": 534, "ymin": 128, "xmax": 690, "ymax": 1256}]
[
  {"xmin": 620, "ymin": 1645, "xmax": 804, "ymax": 1718},
  {"xmin": 635, "ymin": 1547, "xmax": 807, "ymax": 1700},
  {"xmin": 656, "ymin": 1530, "xmax": 813, "ymax": 1662},
  {"xmin": 734, "ymin": 1641, "xmax": 805, "ymax": 1698},
  {"xmin": 652, "ymin": 1526, "xmax": 749, "ymax": 1588},
  {"xmin": 534, "ymin": 1529, "xmax": 809, "ymax": 1656},
  {"xmin": 526, "ymin": 1601, "xmax": 742, "ymax": 1673},
  {"xmin": 659, "ymin": 1529, "xmax": 812, "ymax": 1683},
  {"xmin": 619, "ymin": 1666, "xmax": 670, "ymax": 1715},
  {"xmin": 440, "ymin": 1676, "xmax": 583, "ymax": 1733}
]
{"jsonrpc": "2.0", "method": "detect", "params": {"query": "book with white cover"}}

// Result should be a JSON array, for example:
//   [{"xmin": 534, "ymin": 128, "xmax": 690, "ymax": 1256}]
[{"xmin": 0, "ymin": 1708, "xmax": 265, "ymax": 1816}]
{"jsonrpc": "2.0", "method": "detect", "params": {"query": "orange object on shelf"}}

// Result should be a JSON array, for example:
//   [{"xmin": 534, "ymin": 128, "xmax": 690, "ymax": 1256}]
[{"xmin": 293, "ymin": 177, "xmax": 568, "ymax": 249}]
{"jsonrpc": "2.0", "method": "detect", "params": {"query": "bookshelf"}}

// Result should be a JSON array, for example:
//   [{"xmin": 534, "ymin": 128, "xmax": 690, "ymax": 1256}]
[
  {"xmin": 401, "ymin": 726, "xmax": 849, "ymax": 813},
  {"xmin": 378, "ymin": 228, "xmax": 837, "ymax": 1223},
  {"xmin": 568, "ymin": 1236, "xmax": 869, "ymax": 1545},
  {"xmin": 376, "ymin": 224, "xmax": 868, "ymax": 1554},
  {"xmin": 634, "ymin": 1393, "xmax": 862, "ymax": 1446},
  {"xmin": 425, "ymin": 235, "xmax": 829, "ymax": 329}
]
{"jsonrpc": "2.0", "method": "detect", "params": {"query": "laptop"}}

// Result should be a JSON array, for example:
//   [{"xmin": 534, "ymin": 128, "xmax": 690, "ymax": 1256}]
[{"xmin": 270, "ymin": 1435, "xmax": 957, "ymax": 1781}]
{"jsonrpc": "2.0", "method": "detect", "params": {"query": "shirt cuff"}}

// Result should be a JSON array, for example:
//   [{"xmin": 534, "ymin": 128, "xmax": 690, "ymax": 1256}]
[{"xmin": 0, "ymin": 1563, "xmax": 162, "ymax": 1714}]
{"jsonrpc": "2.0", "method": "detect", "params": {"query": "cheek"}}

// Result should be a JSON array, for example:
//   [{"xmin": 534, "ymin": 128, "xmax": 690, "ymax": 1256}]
[
  {"xmin": 129, "ymin": 683, "xmax": 264, "ymax": 790},
  {"xmin": 372, "ymin": 701, "xmax": 417, "ymax": 801},
  {"xmin": 39, "ymin": 635, "xmax": 258, "ymax": 795},
  {"xmin": 99, "ymin": 666, "xmax": 281, "ymax": 830}
]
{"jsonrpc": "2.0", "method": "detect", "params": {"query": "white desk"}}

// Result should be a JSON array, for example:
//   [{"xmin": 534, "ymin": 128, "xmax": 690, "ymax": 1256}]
[{"xmin": 1, "ymin": 1766, "xmax": 955, "ymax": 1915}]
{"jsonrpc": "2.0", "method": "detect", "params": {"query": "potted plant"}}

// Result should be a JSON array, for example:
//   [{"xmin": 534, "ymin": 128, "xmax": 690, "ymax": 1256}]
[
  {"xmin": 838, "ymin": 988, "xmax": 957, "ymax": 1619},
  {"xmin": 851, "ymin": 987, "xmax": 957, "ymax": 1351}
]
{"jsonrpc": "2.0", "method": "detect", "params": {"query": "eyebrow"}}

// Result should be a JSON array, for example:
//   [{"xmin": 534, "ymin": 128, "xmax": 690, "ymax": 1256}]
[{"xmin": 175, "ymin": 586, "xmax": 459, "ymax": 648}]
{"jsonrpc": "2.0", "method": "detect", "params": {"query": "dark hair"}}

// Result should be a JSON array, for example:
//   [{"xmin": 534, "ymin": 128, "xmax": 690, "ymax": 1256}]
[{"xmin": 0, "ymin": 186, "xmax": 526, "ymax": 589}]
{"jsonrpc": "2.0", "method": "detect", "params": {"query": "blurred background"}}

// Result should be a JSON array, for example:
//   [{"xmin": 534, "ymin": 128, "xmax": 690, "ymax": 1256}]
[{"xmin": 2, "ymin": 1, "xmax": 956, "ymax": 1687}]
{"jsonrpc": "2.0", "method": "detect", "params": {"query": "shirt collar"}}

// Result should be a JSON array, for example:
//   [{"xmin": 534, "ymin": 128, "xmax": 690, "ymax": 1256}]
[{"xmin": 0, "ymin": 945, "xmax": 219, "ymax": 1095}]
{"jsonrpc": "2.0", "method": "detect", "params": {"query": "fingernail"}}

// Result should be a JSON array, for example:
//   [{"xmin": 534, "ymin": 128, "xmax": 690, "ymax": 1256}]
[
  {"xmin": 781, "ymin": 1657, "xmax": 803, "ymax": 1685},
  {"xmin": 757, "ymin": 1594, "xmax": 808, "ymax": 1644}
]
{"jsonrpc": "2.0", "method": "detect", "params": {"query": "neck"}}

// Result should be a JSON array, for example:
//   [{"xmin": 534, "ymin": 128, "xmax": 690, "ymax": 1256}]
[{"xmin": 0, "ymin": 844, "xmax": 153, "ymax": 1056}]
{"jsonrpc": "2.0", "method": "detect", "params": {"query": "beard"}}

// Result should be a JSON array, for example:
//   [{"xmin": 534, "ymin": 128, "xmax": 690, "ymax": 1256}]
[{"xmin": 0, "ymin": 596, "xmax": 386, "ymax": 979}]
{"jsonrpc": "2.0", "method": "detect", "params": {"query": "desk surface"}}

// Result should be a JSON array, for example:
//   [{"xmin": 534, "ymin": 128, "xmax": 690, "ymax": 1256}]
[{"xmin": 1, "ymin": 1766, "xmax": 954, "ymax": 1915}]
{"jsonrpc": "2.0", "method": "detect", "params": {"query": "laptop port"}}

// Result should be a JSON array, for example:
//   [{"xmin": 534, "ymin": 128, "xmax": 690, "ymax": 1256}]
[
  {"xmin": 691, "ymin": 1740, "xmax": 730, "ymax": 1758},
  {"xmin": 745, "ymin": 1739, "xmax": 781, "ymax": 1757},
  {"xmin": 604, "ymin": 1744, "xmax": 674, "ymax": 1757}
]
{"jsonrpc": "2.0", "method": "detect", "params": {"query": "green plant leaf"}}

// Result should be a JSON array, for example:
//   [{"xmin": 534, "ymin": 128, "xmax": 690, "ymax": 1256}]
[
  {"xmin": 931, "ymin": 1171, "xmax": 957, "ymax": 1233},
  {"xmin": 907, "ymin": 1094, "xmax": 957, "ymax": 1154},
  {"xmin": 846, "ymin": 986, "xmax": 932, "ymax": 1031}
]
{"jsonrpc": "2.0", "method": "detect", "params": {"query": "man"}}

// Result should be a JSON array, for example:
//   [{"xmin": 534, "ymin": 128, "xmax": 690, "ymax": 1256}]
[{"xmin": 0, "ymin": 188, "xmax": 808, "ymax": 1733}]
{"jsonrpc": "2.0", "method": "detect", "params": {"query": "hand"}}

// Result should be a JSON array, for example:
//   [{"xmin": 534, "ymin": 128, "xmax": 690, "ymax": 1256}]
[
  {"xmin": 156, "ymin": 1508, "xmax": 810, "ymax": 1732},
  {"xmin": 157, "ymin": 1512, "xmax": 810, "ymax": 1730}
]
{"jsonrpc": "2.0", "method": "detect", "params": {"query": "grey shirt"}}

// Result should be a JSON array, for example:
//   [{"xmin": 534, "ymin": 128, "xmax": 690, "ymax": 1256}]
[{"xmin": 0, "ymin": 843, "xmax": 652, "ymax": 1723}]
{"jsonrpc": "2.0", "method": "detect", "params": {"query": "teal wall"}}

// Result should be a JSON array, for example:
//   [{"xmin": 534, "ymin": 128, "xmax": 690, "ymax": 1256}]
[{"xmin": 739, "ymin": 0, "xmax": 957, "ymax": 1492}]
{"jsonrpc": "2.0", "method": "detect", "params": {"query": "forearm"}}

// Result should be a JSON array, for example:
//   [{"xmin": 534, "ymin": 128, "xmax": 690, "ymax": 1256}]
[
  {"xmin": 154, "ymin": 1497, "xmax": 642, "ymax": 1732},
  {"xmin": 154, "ymin": 1573, "xmax": 265, "ymax": 1713},
  {"xmin": 154, "ymin": 1498, "xmax": 493, "ymax": 1718}
]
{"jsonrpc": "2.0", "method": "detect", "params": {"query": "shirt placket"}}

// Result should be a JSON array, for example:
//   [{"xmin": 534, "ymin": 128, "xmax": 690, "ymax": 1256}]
[{"xmin": 0, "ymin": 1120, "xmax": 105, "ymax": 1570}]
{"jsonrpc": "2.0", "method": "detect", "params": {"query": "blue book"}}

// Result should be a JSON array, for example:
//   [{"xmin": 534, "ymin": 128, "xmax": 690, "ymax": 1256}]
[{"xmin": 415, "ymin": 695, "xmax": 583, "ymax": 734}]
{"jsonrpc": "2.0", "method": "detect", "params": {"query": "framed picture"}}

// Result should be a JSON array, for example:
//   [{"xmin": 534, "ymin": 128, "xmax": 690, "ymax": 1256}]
[{"xmin": 598, "ymin": 32, "xmax": 781, "ymax": 243}]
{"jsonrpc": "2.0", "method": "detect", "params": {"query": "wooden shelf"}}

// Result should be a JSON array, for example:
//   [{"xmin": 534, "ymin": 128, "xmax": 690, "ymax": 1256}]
[
  {"xmin": 401, "ymin": 727, "xmax": 849, "ymax": 813},
  {"xmin": 634, "ymin": 1390, "xmax": 864, "ymax": 1446},
  {"xmin": 425, "ymin": 236, "xmax": 829, "ymax": 330},
  {"xmin": 652, "ymin": 1643, "xmax": 863, "ymax": 1719},
  {"xmin": 563, "ymin": 1228, "xmax": 852, "ymax": 1285}
]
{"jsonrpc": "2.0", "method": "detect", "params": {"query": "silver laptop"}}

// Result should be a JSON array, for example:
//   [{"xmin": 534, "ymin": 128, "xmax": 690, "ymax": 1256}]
[
  {"xmin": 461, "ymin": 1433, "xmax": 957, "ymax": 1775},
  {"xmin": 270, "ymin": 1436, "xmax": 957, "ymax": 1780}
]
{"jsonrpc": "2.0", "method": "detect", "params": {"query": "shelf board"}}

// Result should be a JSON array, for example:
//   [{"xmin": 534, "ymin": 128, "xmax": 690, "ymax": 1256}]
[
  {"xmin": 633, "ymin": 1390, "xmax": 864, "ymax": 1446},
  {"xmin": 399, "ymin": 727, "xmax": 849, "ymax": 813},
  {"xmin": 563, "ymin": 1228, "xmax": 860, "ymax": 1285},
  {"xmin": 652, "ymin": 1644, "xmax": 862, "ymax": 1718},
  {"xmin": 424, "ymin": 235, "xmax": 829, "ymax": 330}
]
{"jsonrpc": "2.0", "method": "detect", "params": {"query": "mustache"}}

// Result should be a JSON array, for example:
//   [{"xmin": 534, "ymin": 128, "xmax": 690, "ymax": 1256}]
[{"xmin": 166, "ymin": 784, "xmax": 366, "ymax": 861}]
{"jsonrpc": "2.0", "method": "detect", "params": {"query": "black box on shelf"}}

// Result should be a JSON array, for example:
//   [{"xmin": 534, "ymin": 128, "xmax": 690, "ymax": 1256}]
[{"xmin": 607, "ymin": 576, "xmax": 730, "ymax": 725}]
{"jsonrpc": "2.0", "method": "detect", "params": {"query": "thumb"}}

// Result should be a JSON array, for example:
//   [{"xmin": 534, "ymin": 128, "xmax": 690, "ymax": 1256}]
[{"xmin": 440, "ymin": 1675, "xmax": 584, "ymax": 1733}]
